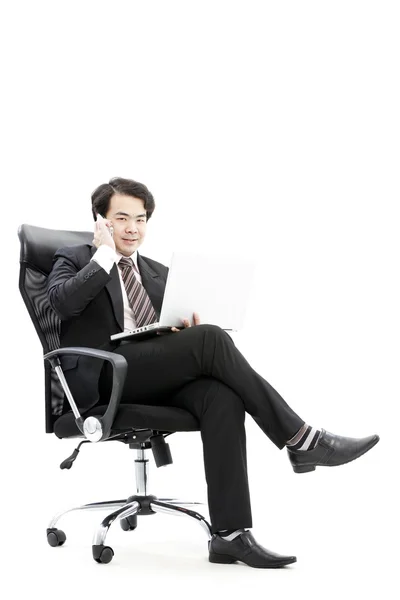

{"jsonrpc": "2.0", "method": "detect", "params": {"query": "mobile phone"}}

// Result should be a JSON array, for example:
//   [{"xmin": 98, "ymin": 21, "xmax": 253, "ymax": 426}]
[{"xmin": 97, "ymin": 213, "xmax": 113, "ymax": 237}]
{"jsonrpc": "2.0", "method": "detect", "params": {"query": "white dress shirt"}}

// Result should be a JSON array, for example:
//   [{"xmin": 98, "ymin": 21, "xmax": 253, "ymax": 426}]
[{"xmin": 91, "ymin": 244, "xmax": 142, "ymax": 331}]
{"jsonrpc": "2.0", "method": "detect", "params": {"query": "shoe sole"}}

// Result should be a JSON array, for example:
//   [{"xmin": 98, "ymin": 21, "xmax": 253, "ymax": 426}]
[
  {"xmin": 209, "ymin": 552, "xmax": 297, "ymax": 568},
  {"xmin": 291, "ymin": 435, "xmax": 380, "ymax": 474}
]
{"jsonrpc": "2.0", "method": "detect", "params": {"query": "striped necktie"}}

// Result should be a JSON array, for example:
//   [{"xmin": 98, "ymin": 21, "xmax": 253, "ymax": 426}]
[{"xmin": 118, "ymin": 256, "xmax": 158, "ymax": 327}]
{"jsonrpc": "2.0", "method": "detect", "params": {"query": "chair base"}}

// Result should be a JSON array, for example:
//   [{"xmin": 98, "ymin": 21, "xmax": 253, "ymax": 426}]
[
  {"xmin": 47, "ymin": 447, "xmax": 212, "ymax": 563},
  {"xmin": 47, "ymin": 494, "xmax": 212, "ymax": 563}
]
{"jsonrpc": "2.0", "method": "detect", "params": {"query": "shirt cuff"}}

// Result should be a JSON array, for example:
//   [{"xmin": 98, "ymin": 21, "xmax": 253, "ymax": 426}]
[{"xmin": 91, "ymin": 245, "xmax": 117, "ymax": 274}]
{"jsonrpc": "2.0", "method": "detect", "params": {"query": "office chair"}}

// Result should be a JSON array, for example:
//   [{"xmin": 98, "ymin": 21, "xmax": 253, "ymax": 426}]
[{"xmin": 18, "ymin": 224, "xmax": 212, "ymax": 564}]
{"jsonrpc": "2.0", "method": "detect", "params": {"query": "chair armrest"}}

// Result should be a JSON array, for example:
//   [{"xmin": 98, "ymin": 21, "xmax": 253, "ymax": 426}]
[{"xmin": 44, "ymin": 347, "xmax": 128, "ymax": 442}]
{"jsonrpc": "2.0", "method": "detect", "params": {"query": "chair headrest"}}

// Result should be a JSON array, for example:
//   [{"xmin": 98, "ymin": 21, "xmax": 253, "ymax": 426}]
[{"xmin": 18, "ymin": 224, "xmax": 93, "ymax": 275}]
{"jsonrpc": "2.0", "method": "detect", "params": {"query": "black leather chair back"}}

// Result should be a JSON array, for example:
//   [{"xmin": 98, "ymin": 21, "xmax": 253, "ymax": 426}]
[{"xmin": 18, "ymin": 224, "xmax": 93, "ymax": 433}]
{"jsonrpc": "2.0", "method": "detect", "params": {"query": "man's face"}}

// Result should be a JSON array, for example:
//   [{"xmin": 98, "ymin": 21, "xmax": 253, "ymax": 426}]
[{"xmin": 105, "ymin": 193, "xmax": 148, "ymax": 256}]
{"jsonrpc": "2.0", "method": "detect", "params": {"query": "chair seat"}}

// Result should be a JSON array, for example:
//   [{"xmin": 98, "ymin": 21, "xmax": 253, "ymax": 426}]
[{"xmin": 54, "ymin": 403, "xmax": 200, "ymax": 438}]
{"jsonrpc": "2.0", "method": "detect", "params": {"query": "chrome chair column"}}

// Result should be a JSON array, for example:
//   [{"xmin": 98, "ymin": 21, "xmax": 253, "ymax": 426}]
[{"xmin": 135, "ymin": 447, "xmax": 149, "ymax": 495}]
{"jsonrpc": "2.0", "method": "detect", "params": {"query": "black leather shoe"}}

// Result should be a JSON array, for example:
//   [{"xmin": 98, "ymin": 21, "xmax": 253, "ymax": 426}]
[
  {"xmin": 208, "ymin": 530, "xmax": 296, "ymax": 568},
  {"xmin": 287, "ymin": 429, "xmax": 380, "ymax": 473}
]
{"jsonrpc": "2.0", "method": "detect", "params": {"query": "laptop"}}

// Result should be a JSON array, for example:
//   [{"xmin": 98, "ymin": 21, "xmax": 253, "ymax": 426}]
[{"xmin": 110, "ymin": 250, "xmax": 255, "ymax": 342}]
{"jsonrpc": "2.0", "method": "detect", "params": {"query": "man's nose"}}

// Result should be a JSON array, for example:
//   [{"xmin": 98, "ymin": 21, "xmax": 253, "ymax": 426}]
[{"xmin": 126, "ymin": 221, "xmax": 139, "ymax": 233}]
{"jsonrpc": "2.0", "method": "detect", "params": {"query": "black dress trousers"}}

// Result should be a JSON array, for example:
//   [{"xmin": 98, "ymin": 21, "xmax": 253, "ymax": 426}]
[{"xmin": 100, "ymin": 323, "xmax": 304, "ymax": 532}]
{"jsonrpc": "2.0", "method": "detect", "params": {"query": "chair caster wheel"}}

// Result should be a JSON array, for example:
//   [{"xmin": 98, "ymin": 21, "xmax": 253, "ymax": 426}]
[
  {"xmin": 92, "ymin": 544, "xmax": 114, "ymax": 564},
  {"xmin": 47, "ymin": 528, "xmax": 66, "ymax": 547},
  {"xmin": 120, "ymin": 514, "xmax": 137, "ymax": 531}
]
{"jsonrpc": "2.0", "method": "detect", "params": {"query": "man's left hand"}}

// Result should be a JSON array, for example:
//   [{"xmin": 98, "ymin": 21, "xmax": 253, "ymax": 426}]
[{"xmin": 171, "ymin": 312, "xmax": 201, "ymax": 332}]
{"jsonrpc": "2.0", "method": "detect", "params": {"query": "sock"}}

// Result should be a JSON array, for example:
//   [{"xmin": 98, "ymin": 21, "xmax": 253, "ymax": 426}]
[
  {"xmin": 286, "ymin": 423, "xmax": 321, "ymax": 451},
  {"xmin": 218, "ymin": 528, "xmax": 246, "ymax": 541}
]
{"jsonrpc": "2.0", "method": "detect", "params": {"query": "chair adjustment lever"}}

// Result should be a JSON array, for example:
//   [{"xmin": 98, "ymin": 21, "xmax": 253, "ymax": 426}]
[{"xmin": 60, "ymin": 441, "xmax": 91, "ymax": 470}]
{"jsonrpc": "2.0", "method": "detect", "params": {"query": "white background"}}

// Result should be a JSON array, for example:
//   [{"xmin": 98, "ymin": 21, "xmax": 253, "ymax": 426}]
[{"xmin": 2, "ymin": 1, "xmax": 399, "ymax": 597}]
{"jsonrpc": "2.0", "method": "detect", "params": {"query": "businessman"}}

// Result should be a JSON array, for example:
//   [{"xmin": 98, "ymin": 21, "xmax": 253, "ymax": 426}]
[{"xmin": 47, "ymin": 177, "xmax": 379, "ymax": 568}]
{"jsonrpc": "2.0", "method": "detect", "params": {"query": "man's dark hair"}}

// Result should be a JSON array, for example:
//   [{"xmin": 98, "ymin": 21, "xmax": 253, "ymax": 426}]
[{"xmin": 91, "ymin": 177, "xmax": 156, "ymax": 221}]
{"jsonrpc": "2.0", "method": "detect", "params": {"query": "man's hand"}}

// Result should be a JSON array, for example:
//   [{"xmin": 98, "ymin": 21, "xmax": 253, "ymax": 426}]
[
  {"xmin": 93, "ymin": 214, "xmax": 115, "ymax": 251},
  {"xmin": 171, "ymin": 312, "xmax": 201, "ymax": 332}
]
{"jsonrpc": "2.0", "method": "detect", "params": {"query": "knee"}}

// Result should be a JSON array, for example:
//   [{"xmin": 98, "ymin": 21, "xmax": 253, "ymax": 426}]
[
  {"xmin": 196, "ymin": 324, "xmax": 234, "ymax": 349},
  {"xmin": 195, "ymin": 323, "xmax": 225, "ymax": 337},
  {"xmin": 205, "ymin": 381, "xmax": 245, "ymax": 416}
]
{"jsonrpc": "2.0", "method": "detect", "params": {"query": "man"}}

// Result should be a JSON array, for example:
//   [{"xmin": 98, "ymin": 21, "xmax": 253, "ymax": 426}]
[{"xmin": 47, "ymin": 177, "xmax": 379, "ymax": 568}]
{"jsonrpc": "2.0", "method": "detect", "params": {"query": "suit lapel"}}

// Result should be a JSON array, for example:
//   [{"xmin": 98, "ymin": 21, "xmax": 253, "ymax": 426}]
[
  {"xmin": 90, "ymin": 246, "xmax": 124, "ymax": 331},
  {"xmin": 105, "ymin": 263, "xmax": 125, "ymax": 331}
]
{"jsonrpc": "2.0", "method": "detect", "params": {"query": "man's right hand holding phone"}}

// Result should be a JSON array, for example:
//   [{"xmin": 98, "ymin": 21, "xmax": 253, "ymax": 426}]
[{"xmin": 93, "ymin": 213, "xmax": 115, "ymax": 252}]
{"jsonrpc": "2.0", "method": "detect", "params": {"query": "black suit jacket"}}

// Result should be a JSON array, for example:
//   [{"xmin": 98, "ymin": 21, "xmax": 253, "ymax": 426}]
[{"xmin": 47, "ymin": 244, "xmax": 168, "ymax": 410}]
